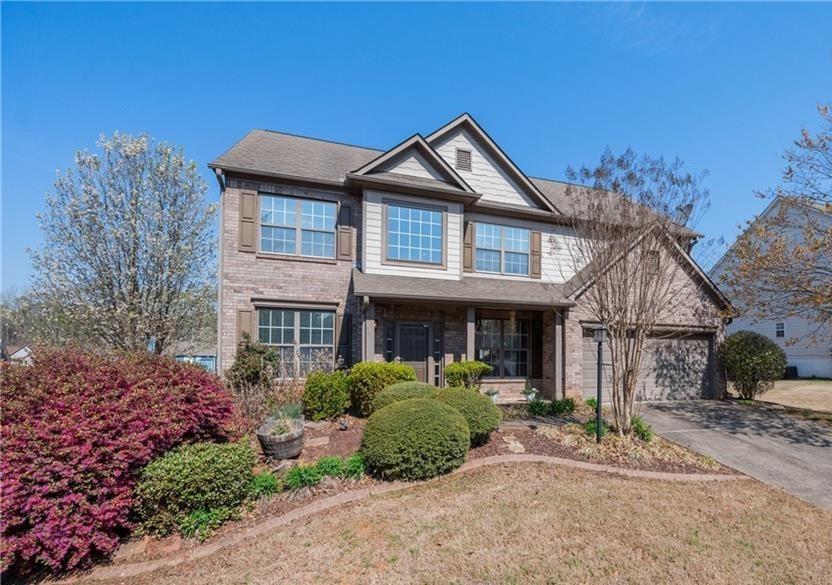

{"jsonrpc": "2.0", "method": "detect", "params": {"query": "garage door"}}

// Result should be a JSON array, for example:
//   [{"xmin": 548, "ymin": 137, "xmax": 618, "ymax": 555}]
[{"xmin": 582, "ymin": 330, "xmax": 713, "ymax": 401}]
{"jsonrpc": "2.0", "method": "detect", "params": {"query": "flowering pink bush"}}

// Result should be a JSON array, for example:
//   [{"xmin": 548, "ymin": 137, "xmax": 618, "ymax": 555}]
[{"xmin": 0, "ymin": 348, "xmax": 235, "ymax": 576}]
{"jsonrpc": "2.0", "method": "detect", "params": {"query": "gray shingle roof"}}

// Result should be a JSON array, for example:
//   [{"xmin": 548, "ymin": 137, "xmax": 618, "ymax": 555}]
[
  {"xmin": 352, "ymin": 268, "xmax": 573, "ymax": 307},
  {"xmin": 210, "ymin": 130, "xmax": 380, "ymax": 183}
]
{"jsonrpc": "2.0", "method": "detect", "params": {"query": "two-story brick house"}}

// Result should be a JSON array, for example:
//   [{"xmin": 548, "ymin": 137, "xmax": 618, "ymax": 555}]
[{"xmin": 211, "ymin": 114, "xmax": 731, "ymax": 402}]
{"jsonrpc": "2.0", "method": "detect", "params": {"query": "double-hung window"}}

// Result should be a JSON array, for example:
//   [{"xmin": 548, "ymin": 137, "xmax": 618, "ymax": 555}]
[
  {"xmin": 476, "ymin": 318, "xmax": 529, "ymax": 377},
  {"xmin": 260, "ymin": 194, "xmax": 336, "ymax": 258},
  {"xmin": 386, "ymin": 203, "xmax": 443, "ymax": 265},
  {"xmin": 475, "ymin": 223, "xmax": 530, "ymax": 276},
  {"xmin": 257, "ymin": 308, "xmax": 335, "ymax": 377}
]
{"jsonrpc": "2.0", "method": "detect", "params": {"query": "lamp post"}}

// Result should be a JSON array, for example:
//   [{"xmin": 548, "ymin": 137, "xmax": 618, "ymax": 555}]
[{"xmin": 593, "ymin": 326, "xmax": 607, "ymax": 443}]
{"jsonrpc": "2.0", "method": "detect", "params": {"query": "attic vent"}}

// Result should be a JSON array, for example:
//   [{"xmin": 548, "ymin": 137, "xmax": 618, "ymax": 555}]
[{"xmin": 455, "ymin": 148, "xmax": 472, "ymax": 171}]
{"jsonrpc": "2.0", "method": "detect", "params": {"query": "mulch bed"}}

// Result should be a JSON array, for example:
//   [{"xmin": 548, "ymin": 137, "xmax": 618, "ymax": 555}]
[
  {"xmin": 297, "ymin": 415, "xmax": 365, "ymax": 462},
  {"xmin": 468, "ymin": 425, "xmax": 736, "ymax": 475}
]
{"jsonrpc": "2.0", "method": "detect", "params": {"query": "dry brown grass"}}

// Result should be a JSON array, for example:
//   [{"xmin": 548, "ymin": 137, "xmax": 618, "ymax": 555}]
[
  {"xmin": 536, "ymin": 423, "xmax": 722, "ymax": 471},
  {"xmin": 93, "ymin": 463, "xmax": 832, "ymax": 585},
  {"xmin": 760, "ymin": 379, "xmax": 832, "ymax": 414}
]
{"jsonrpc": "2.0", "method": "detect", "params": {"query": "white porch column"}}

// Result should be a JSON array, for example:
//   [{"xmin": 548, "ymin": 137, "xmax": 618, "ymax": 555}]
[
  {"xmin": 466, "ymin": 307, "xmax": 476, "ymax": 361},
  {"xmin": 554, "ymin": 308, "xmax": 565, "ymax": 399}
]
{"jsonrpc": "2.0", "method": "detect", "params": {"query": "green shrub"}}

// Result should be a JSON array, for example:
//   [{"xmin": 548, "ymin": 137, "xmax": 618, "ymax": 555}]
[
  {"xmin": 584, "ymin": 419, "xmax": 609, "ymax": 438},
  {"xmin": 585, "ymin": 397, "xmax": 597, "ymax": 409},
  {"xmin": 433, "ymin": 387, "xmax": 502, "ymax": 446},
  {"xmin": 303, "ymin": 370, "xmax": 350, "ymax": 421},
  {"xmin": 284, "ymin": 463, "xmax": 323, "ymax": 490},
  {"xmin": 444, "ymin": 360, "xmax": 492, "ymax": 389},
  {"xmin": 371, "ymin": 381, "xmax": 436, "ymax": 412},
  {"xmin": 361, "ymin": 398, "xmax": 469, "ymax": 480},
  {"xmin": 225, "ymin": 333, "xmax": 280, "ymax": 389},
  {"xmin": 273, "ymin": 402, "xmax": 303, "ymax": 420},
  {"xmin": 630, "ymin": 416, "xmax": 654, "ymax": 443},
  {"xmin": 314, "ymin": 455, "xmax": 346, "ymax": 477},
  {"xmin": 342, "ymin": 454, "xmax": 365, "ymax": 478},
  {"xmin": 178, "ymin": 507, "xmax": 236, "ymax": 541},
  {"xmin": 348, "ymin": 361, "xmax": 416, "ymax": 416},
  {"xmin": 249, "ymin": 471, "xmax": 282, "ymax": 498},
  {"xmin": 528, "ymin": 399, "xmax": 548, "ymax": 416},
  {"xmin": 548, "ymin": 398, "xmax": 575, "ymax": 415},
  {"xmin": 135, "ymin": 441, "xmax": 256, "ymax": 536},
  {"xmin": 719, "ymin": 331, "xmax": 787, "ymax": 399}
]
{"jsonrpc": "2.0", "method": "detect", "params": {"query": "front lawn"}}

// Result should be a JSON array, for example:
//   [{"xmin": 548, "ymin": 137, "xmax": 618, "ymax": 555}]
[
  {"xmin": 86, "ymin": 463, "xmax": 832, "ymax": 585},
  {"xmin": 758, "ymin": 379, "xmax": 832, "ymax": 413}
]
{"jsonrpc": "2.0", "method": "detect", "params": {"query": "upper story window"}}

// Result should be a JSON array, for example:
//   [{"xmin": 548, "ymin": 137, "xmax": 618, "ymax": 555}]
[
  {"xmin": 386, "ymin": 203, "xmax": 443, "ymax": 265},
  {"xmin": 475, "ymin": 223, "xmax": 530, "ymax": 276},
  {"xmin": 775, "ymin": 322, "xmax": 785, "ymax": 338},
  {"xmin": 456, "ymin": 148, "xmax": 472, "ymax": 171},
  {"xmin": 260, "ymin": 194, "xmax": 336, "ymax": 258}
]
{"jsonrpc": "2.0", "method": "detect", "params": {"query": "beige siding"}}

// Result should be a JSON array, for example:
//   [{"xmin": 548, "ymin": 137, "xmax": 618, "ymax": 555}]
[
  {"xmin": 464, "ymin": 212, "xmax": 588, "ymax": 284},
  {"xmin": 432, "ymin": 129, "xmax": 539, "ymax": 209},
  {"xmin": 362, "ymin": 189, "xmax": 462, "ymax": 280},
  {"xmin": 380, "ymin": 151, "xmax": 444, "ymax": 181}
]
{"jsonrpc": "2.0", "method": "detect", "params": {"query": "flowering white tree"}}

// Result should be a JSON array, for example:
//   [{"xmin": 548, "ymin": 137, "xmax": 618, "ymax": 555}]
[{"xmin": 30, "ymin": 133, "xmax": 216, "ymax": 354}]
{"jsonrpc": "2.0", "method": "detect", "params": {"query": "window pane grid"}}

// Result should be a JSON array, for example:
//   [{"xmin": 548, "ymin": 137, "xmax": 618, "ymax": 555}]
[
  {"xmin": 386, "ymin": 204, "xmax": 442, "ymax": 264},
  {"xmin": 257, "ymin": 309, "xmax": 335, "ymax": 378},
  {"xmin": 260, "ymin": 194, "xmax": 336, "ymax": 259},
  {"xmin": 474, "ymin": 223, "xmax": 530, "ymax": 276},
  {"xmin": 475, "ymin": 318, "xmax": 529, "ymax": 378}
]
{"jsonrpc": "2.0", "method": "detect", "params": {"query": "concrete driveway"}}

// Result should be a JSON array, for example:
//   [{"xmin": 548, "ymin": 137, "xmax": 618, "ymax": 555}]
[{"xmin": 643, "ymin": 400, "xmax": 832, "ymax": 511}]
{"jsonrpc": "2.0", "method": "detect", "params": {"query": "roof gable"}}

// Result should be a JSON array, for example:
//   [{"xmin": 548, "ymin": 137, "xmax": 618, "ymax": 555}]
[
  {"xmin": 426, "ymin": 114, "xmax": 560, "ymax": 214},
  {"xmin": 351, "ymin": 134, "xmax": 474, "ymax": 193}
]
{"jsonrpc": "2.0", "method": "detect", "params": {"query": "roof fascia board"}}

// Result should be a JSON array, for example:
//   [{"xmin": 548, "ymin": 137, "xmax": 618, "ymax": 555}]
[
  {"xmin": 425, "ymin": 114, "xmax": 563, "ymax": 215},
  {"xmin": 208, "ymin": 164, "xmax": 350, "ymax": 190},
  {"xmin": 345, "ymin": 173, "xmax": 480, "ymax": 204}
]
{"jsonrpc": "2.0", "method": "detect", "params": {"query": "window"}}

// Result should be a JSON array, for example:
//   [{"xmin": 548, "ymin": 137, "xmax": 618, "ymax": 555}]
[
  {"xmin": 260, "ymin": 194, "xmax": 336, "ymax": 258},
  {"xmin": 475, "ymin": 223, "xmax": 530, "ymax": 276},
  {"xmin": 776, "ymin": 322, "xmax": 785, "ymax": 338},
  {"xmin": 386, "ymin": 203, "xmax": 443, "ymax": 265},
  {"xmin": 257, "ymin": 308, "xmax": 334, "ymax": 376},
  {"xmin": 476, "ymin": 318, "xmax": 529, "ymax": 377},
  {"xmin": 456, "ymin": 148, "xmax": 472, "ymax": 171}
]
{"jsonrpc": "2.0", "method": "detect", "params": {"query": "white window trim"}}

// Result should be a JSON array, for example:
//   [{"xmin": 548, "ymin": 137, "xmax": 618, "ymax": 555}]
[
  {"xmin": 474, "ymin": 222, "xmax": 531, "ymax": 276},
  {"xmin": 259, "ymin": 193, "xmax": 337, "ymax": 259},
  {"xmin": 256, "ymin": 307, "xmax": 336, "ymax": 377}
]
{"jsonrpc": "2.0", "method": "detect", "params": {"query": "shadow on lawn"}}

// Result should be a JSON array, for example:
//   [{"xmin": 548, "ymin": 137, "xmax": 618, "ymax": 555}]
[{"xmin": 648, "ymin": 400, "xmax": 832, "ymax": 449}]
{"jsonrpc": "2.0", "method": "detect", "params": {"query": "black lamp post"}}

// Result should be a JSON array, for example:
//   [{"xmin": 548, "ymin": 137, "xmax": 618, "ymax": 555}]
[{"xmin": 593, "ymin": 326, "xmax": 607, "ymax": 443}]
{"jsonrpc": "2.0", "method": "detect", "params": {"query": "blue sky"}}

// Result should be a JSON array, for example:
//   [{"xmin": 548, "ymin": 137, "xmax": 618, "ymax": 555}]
[{"xmin": 2, "ymin": 2, "xmax": 831, "ymax": 292}]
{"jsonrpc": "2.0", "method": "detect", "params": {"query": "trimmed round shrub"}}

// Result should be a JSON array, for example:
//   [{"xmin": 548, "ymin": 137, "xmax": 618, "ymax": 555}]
[
  {"xmin": 303, "ymin": 370, "xmax": 350, "ymax": 421},
  {"xmin": 371, "ymin": 381, "xmax": 436, "ymax": 412},
  {"xmin": 135, "ymin": 441, "xmax": 256, "ymax": 537},
  {"xmin": 719, "ymin": 331, "xmax": 787, "ymax": 399},
  {"xmin": 434, "ymin": 387, "xmax": 502, "ymax": 446},
  {"xmin": 347, "ymin": 361, "xmax": 416, "ymax": 416},
  {"xmin": 0, "ymin": 348, "xmax": 234, "ymax": 575},
  {"xmin": 361, "ymin": 398, "xmax": 469, "ymax": 480},
  {"xmin": 444, "ymin": 360, "xmax": 492, "ymax": 389}
]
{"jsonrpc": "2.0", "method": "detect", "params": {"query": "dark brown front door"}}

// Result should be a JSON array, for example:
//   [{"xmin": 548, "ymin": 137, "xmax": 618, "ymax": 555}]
[{"xmin": 399, "ymin": 324, "xmax": 429, "ymax": 382}]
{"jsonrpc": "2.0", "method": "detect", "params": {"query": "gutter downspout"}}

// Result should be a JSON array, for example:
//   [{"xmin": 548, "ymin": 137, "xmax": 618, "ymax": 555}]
[{"xmin": 213, "ymin": 168, "xmax": 226, "ymax": 372}]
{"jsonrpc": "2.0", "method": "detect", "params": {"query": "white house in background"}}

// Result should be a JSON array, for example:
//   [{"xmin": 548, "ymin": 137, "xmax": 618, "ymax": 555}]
[{"xmin": 711, "ymin": 197, "xmax": 832, "ymax": 379}]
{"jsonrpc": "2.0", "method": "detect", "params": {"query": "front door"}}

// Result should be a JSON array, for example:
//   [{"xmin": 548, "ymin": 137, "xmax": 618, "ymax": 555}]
[{"xmin": 399, "ymin": 323, "xmax": 430, "ymax": 383}]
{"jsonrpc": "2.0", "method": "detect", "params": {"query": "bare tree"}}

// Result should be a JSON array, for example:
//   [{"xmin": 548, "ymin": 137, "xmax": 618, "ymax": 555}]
[
  {"xmin": 29, "ymin": 133, "xmax": 216, "ymax": 354},
  {"xmin": 563, "ymin": 149, "xmax": 716, "ymax": 434},
  {"xmin": 719, "ymin": 104, "xmax": 832, "ymax": 341}
]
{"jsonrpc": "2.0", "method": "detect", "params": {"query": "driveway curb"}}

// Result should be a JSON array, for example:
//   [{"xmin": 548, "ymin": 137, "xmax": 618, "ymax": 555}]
[{"xmin": 56, "ymin": 455, "xmax": 746, "ymax": 583}]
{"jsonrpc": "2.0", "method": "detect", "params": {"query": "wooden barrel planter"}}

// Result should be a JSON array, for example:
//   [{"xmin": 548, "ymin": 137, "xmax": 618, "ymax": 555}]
[{"xmin": 256, "ymin": 417, "xmax": 305, "ymax": 460}]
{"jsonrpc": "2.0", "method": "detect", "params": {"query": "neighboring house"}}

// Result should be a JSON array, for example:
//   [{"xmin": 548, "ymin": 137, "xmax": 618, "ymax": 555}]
[
  {"xmin": 211, "ymin": 114, "xmax": 731, "ymax": 402},
  {"xmin": 1, "ymin": 343, "xmax": 33, "ymax": 365},
  {"xmin": 711, "ymin": 198, "xmax": 832, "ymax": 378}
]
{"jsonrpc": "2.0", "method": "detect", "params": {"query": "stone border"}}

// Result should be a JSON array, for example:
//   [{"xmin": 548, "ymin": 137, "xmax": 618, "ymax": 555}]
[{"xmin": 57, "ymin": 455, "xmax": 747, "ymax": 583}]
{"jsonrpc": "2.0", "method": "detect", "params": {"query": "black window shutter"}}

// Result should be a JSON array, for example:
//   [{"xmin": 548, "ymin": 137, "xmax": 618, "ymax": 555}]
[
  {"xmin": 335, "ymin": 313, "xmax": 352, "ymax": 367},
  {"xmin": 383, "ymin": 320, "xmax": 396, "ymax": 362},
  {"xmin": 531, "ymin": 314, "xmax": 543, "ymax": 379}
]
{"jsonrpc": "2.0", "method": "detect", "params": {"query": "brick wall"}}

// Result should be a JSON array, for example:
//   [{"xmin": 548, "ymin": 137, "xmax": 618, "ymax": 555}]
[{"xmin": 218, "ymin": 175, "xmax": 361, "ymax": 371}]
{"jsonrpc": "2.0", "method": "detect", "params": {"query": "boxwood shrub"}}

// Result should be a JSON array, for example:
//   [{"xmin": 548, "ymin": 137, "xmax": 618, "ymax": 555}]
[
  {"xmin": 361, "ymin": 398, "xmax": 469, "ymax": 480},
  {"xmin": 303, "ymin": 370, "xmax": 350, "ymax": 421},
  {"xmin": 444, "ymin": 360, "xmax": 492, "ymax": 389},
  {"xmin": 135, "ymin": 441, "xmax": 256, "ymax": 537},
  {"xmin": 347, "ymin": 361, "xmax": 416, "ymax": 416},
  {"xmin": 371, "ymin": 381, "xmax": 436, "ymax": 412},
  {"xmin": 433, "ymin": 387, "xmax": 502, "ymax": 446}
]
